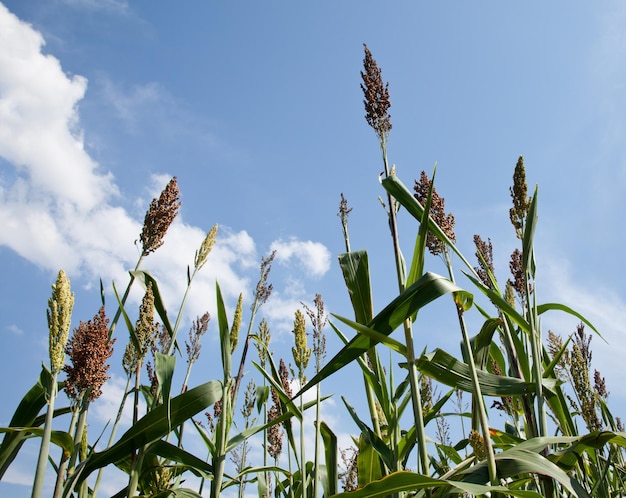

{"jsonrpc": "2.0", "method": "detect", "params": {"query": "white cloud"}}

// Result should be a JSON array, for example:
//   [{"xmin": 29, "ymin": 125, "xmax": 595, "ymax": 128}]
[
  {"xmin": 0, "ymin": 3, "xmax": 117, "ymax": 211},
  {"xmin": 91, "ymin": 373, "xmax": 136, "ymax": 430},
  {"xmin": 540, "ymin": 257, "xmax": 626, "ymax": 400},
  {"xmin": 271, "ymin": 239, "xmax": 331, "ymax": 278}
]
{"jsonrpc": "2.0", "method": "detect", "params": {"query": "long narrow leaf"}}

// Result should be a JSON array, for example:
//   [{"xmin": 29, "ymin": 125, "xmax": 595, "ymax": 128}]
[
  {"xmin": 328, "ymin": 469, "xmax": 543, "ymax": 498},
  {"xmin": 338, "ymin": 250, "xmax": 374, "ymax": 324},
  {"xmin": 67, "ymin": 380, "xmax": 222, "ymax": 487},
  {"xmin": 130, "ymin": 270, "xmax": 174, "ymax": 338},
  {"xmin": 415, "ymin": 348, "xmax": 556, "ymax": 397},
  {"xmin": 298, "ymin": 272, "xmax": 466, "ymax": 397},
  {"xmin": 320, "ymin": 421, "xmax": 338, "ymax": 497}
]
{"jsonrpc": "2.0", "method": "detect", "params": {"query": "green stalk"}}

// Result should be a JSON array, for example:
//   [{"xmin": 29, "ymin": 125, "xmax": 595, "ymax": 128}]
[
  {"xmin": 63, "ymin": 396, "xmax": 89, "ymax": 493},
  {"xmin": 380, "ymin": 143, "xmax": 430, "ymax": 478},
  {"xmin": 444, "ymin": 251, "xmax": 497, "ymax": 486},
  {"xmin": 31, "ymin": 371, "xmax": 58, "ymax": 498},
  {"xmin": 313, "ymin": 382, "xmax": 321, "ymax": 498},
  {"xmin": 299, "ymin": 393, "xmax": 306, "ymax": 498},
  {"xmin": 527, "ymin": 278, "xmax": 547, "ymax": 437},
  {"xmin": 210, "ymin": 380, "xmax": 232, "ymax": 498},
  {"xmin": 92, "ymin": 376, "xmax": 132, "ymax": 497},
  {"xmin": 52, "ymin": 406, "xmax": 79, "ymax": 498}
]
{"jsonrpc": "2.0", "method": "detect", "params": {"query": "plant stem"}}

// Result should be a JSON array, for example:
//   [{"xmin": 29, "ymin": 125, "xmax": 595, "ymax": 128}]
[
  {"xmin": 31, "ymin": 371, "xmax": 58, "ymax": 498},
  {"xmin": 444, "ymin": 251, "xmax": 497, "ymax": 486},
  {"xmin": 380, "ymin": 143, "xmax": 430, "ymax": 478},
  {"xmin": 92, "ymin": 376, "xmax": 131, "ymax": 497}
]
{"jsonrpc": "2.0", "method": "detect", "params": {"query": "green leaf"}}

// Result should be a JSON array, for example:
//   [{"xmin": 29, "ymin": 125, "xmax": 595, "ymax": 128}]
[
  {"xmin": 406, "ymin": 166, "xmax": 436, "ymax": 295},
  {"xmin": 537, "ymin": 302, "xmax": 603, "ymax": 341},
  {"xmin": 471, "ymin": 317, "xmax": 502, "ymax": 369},
  {"xmin": 458, "ymin": 447, "xmax": 591, "ymax": 498},
  {"xmin": 356, "ymin": 434, "xmax": 383, "ymax": 487},
  {"xmin": 0, "ymin": 427, "xmax": 74, "ymax": 457},
  {"xmin": 112, "ymin": 280, "xmax": 138, "ymax": 351},
  {"xmin": 343, "ymin": 397, "xmax": 393, "ymax": 471},
  {"xmin": 329, "ymin": 469, "xmax": 543, "ymax": 498},
  {"xmin": 0, "ymin": 367, "xmax": 67, "ymax": 478},
  {"xmin": 333, "ymin": 314, "xmax": 407, "ymax": 356},
  {"xmin": 155, "ymin": 351, "xmax": 176, "ymax": 424},
  {"xmin": 68, "ymin": 380, "xmax": 223, "ymax": 487},
  {"xmin": 145, "ymin": 439, "xmax": 214, "ymax": 476},
  {"xmin": 415, "ymin": 348, "xmax": 556, "ymax": 397},
  {"xmin": 522, "ymin": 186, "xmax": 538, "ymax": 278},
  {"xmin": 215, "ymin": 282, "xmax": 231, "ymax": 379},
  {"xmin": 338, "ymin": 250, "xmax": 374, "ymax": 324},
  {"xmin": 130, "ymin": 270, "xmax": 174, "ymax": 338},
  {"xmin": 320, "ymin": 421, "xmax": 338, "ymax": 497},
  {"xmin": 298, "ymin": 272, "xmax": 465, "ymax": 397}
]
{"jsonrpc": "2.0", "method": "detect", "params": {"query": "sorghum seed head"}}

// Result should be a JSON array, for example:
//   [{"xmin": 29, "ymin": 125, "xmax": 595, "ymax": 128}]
[
  {"xmin": 361, "ymin": 44, "xmax": 392, "ymax": 141},
  {"xmin": 64, "ymin": 306, "xmax": 115, "ymax": 403},
  {"xmin": 194, "ymin": 224, "xmax": 218, "ymax": 272},
  {"xmin": 509, "ymin": 156, "xmax": 531, "ymax": 240},
  {"xmin": 48, "ymin": 270, "xmax": 75, "ymax": 373},
  {"xmin": 291, "ymin": 309, "xmax": 311, "ymax": 383},
  {"xmin": 230, "ymin": 293, "xmax": 243, "ymax": 354},
  {"xmin": 140, "ymin": 177, "xmax": 181, "ymax": 256},
  {"xmin": 413, "ymin": 171, "xmax": 456, "ymax": 255}
]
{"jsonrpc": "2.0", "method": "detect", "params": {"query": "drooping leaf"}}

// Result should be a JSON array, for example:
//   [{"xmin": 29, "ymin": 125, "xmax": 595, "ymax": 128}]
[
  {"xmin": 328, "ymin": 469, "xmax": 543, "ymax": 498},
  {"xmin": 298, "ymin": 272, "xmax": 466, "ymax": 397},
  {"xmin": 67, "ymin": 380, "xmax": 222, "ymax": 488},
  {"xmin": 415, "ymin": 348, "xmax": 556, "ymax": 397}
]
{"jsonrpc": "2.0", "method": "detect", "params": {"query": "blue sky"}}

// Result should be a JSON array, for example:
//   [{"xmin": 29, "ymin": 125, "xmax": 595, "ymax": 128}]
[{"xmin": 2, "ymin": 1, "xmax": 626, "ymax": 495}]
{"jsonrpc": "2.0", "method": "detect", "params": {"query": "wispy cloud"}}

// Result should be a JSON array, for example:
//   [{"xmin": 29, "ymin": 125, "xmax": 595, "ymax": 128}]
[
  {"xmin": 61, "ymin": 0, "xmax": 130, "ymax": 16},
  {"xmin": 5, "ymin": 324, "xmax": 23, "ymax": 335}
]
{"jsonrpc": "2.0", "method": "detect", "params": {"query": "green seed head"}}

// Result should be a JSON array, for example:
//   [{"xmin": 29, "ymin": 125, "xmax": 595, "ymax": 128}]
[{"xmin": 48, "ymin": 270, "xmax": 74, "ymax": 373}]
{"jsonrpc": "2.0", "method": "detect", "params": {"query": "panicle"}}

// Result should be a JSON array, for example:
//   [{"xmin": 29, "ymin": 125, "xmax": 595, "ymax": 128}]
[
  {"xmin": 279, "ymin": 358, "xmax": 292, "ymax": 399},
  {"xmin": 140, "ymin": 177, "xmax": 181, "ymax": 256},
  {"xmin": 254, "ymin": 251, "xmax": 276, "ymax": 308},
  {"xmin": 413, "ymin": 171, "xmax": 456, "ymax": 255},
  {"xmin": 509, "ymin": 156, "xmax": 531, "ymax": 239},
  {"xmin": 186, "ymin": 312, "xmax": 210, "ymax": 364},
  {"xmin": 469, "ymin": 430, "xmax": 487, "ymax": 461},
  {"xmin": 303, "ymin": 294, "xmax": 327, "ymax": 371},
  {"xmin": 64, "ymin": 306, "xmax": 115, "ymax": 403},
  {"xmin": 254, "ymin": 318, "xmax": 271, "ymax": 367},
  {"xmin": 337, "ymin": 193, "xmax": 353, "ymax": 252},
  {"xmin": 361, "ymin": 44, "xmax": 392, "ymax": 141},
  {"xmin": 267, "ymin": 404, "xmax": 284, "ymax": 461},
  {"xmin": 48, "ymin": 270, "xmax": 75, "ymax": 374},
  {"xmin": 194, "ymin": 224, "xmax": 218, "ymax": 272},
  {"xmin": 508, "ymin": 248, "xmax": 531, "ymax": 299},
  {"xmin": 473, "ymin": 235, "xmax": 495, "ymax": 288},
  {"xmin": 123, "ymin": 282, "xmax": 159, "ymax": 375},
  {"xmin": 291, "ymin": 309, "xmax": 311, "ymax": 383},
  {"xmin": 230, "ymin": 293, "xmax": 243, "ymax": 353}
]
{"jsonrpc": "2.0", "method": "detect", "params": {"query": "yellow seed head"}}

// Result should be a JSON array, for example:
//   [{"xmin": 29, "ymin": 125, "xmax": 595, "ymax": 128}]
[
  {"xmin": 291, "ymin": 309, "xmax": 311, "ymax": 382},
  {"xmin": 230, "ymin": 293, "xmax": 243, "ymax": 354},
  {"xmin": 469, "ymin": 430, "xmax": 487, "ymax": 461},
  {"xmin": 194, "ymin": 224, "xmax": 218, "ymax": 272},
  {"xmin": 48, "ymin": 270, "xmax": 74, "ymax": 373}
]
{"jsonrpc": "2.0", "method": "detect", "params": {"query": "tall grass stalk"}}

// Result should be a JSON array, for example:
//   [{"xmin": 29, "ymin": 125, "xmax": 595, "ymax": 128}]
[
  {"xmin": 32, "ymin": 270, "xmax": 74, "ymax": 498},
  {"xmin": 361, "ymin": 43, "xmax": 430, "ymax": 478}
]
